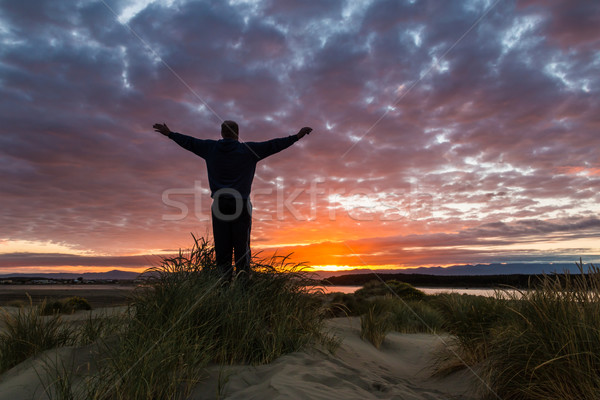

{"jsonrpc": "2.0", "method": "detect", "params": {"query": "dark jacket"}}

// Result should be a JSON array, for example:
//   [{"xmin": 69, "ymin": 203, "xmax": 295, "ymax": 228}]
[{"xmin": 169, "ymin": 132, "xmax": 298, "ymax": 199}]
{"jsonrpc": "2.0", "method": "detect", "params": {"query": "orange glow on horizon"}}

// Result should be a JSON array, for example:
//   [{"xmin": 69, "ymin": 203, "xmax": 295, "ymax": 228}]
[{"xmin": 304, "ymin": 263, "xmax": 459, "ymax": 272}]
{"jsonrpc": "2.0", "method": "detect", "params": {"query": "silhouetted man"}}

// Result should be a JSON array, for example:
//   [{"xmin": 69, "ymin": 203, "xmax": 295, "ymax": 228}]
[{"xmin": 153, "ymin": 121, "xmax": 312, "ymax": 281}]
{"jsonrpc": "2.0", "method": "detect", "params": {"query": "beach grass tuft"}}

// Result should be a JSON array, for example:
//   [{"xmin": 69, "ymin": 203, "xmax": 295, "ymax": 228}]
[
  {"xmin": 0, "ymin": 298, "xmax": 76, "ymax": 373},
  {"xmin": 392, "ymin": 299, "xmax": 444, "ymax": 334},
  {"xmin": 431, "ymin": 292, "xmax": 511, "ymax": 367},
  {"xmin": 351, "ymin": 281, "xmax": 443, "ymax": 347},
  {"xmin": 482, "ymin": 260, "xmax": 600, "ymax": 400},
  {"xmin": 358, "ymin": 290, "xmax": 444, "ymax": 347},
  {"xmin": 360, "ymin": 301, "xmax": 394, "ymax": 349}
]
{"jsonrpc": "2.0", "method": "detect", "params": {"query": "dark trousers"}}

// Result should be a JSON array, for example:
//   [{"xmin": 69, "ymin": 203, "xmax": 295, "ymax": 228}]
[{"xmin": 211, "ymin": 196, "xmax": 252, "ymax": 281}]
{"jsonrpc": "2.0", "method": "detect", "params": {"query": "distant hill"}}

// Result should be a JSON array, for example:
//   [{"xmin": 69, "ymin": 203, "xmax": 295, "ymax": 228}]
[
  {"xmin": 403, "ymin": 263, "xmax": 583, "ymax": 275},
  {"xmin": 318, "ymin": 262, "xmax": 596, "ymax": 288},
  {"xmin": 312, "ymin": 263, "xmax": 585, "ymax": 278},
  {"xmin": 0, "ymin": 269, "xmax": 140, "ymax": 280}
]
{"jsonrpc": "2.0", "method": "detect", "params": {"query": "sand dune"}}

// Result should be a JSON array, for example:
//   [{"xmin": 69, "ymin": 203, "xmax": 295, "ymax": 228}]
[
  {"xmin": 0, "ymin": 315, "xmax": 479, "ymax": 399},
  {"xmin": 191, "ymin": 317, "xmax": 479, "ymax": 399}
]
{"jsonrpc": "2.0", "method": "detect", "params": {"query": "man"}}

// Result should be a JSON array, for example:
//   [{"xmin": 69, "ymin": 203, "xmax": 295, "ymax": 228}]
[{"xmin": 153, "ymin": 120, "xmax": 313, "ymax": 281}]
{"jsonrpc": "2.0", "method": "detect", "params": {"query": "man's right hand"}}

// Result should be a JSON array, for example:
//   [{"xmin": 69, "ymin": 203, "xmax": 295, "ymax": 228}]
[
  {"xmin": 296, "ymin": 127, "xmax": 313, "ymax": 140},
  {"xmin": 153, "ymin": 123, "xmax": 171, "ymax": 136}
]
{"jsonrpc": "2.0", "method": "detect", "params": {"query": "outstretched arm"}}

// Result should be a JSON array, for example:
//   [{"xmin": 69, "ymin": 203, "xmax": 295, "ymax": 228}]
[
  {"xmin": 248, "ymin": 126, "xmax": 313, "ymax": 161},
  {"xmin": 153, "ymin": 122, "xmax": 211, "ymax": 158}
]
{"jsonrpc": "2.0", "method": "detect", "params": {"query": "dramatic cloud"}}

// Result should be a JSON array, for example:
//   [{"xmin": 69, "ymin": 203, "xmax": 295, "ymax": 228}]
[{"xmin": 1, "ymin": 0, "xmax": 598, "ymax": 272}]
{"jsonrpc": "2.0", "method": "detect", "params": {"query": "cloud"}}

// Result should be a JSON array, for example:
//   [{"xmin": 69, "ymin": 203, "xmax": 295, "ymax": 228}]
[{"xmin": 0, "ymin": 0, "xmax": 598, "ymax": 270}]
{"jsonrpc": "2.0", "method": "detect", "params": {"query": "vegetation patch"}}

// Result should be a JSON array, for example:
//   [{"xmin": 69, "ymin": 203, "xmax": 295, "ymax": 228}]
[
  {"xmin": 40, "ymin": 296, "xmax": 92, "ymax": 315},
  {"xmin": 429, "ymin": 260, "xmax": 600, "ymax": 400},
  {"xmin": 355, "ymin": 279, "xmax": 426, "ymax": 301},
  {"xmin": 28, "ymin": 235, "xmax": 337, "ymax": 399},
  {"xmin": 483, "ymin": 261, "xmax": 600, "ymax": 400}
]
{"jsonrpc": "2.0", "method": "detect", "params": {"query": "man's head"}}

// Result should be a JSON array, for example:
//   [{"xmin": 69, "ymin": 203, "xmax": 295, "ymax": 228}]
[{"xmin": 221, "ymin": 120, "xmax": 239, "ymax": 140}]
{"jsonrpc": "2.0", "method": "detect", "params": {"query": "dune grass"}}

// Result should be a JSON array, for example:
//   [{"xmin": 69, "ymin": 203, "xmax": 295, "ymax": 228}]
[
  {"xmin": 431, "ymin": 292, "xmax": 512, "ymax": 368},
  {"xmin": 393, "ymin": 299, "xmax": 444, "ymax": 334},
  {"xmin": 352, "ymin": 264, "xmax": 600, "ymax": 399},
  {"xmin": 0, "ymin": 298, "xmax": 77, "ymax": 373},
  {"xmin": 76, "ymin": 312, "xmax": 127, "ymax": 346},
  {"xmin": 360, "ymin": 298, "xmax": 395, "ymax": 348},
  {"xmin": 429, "ymin": 260, "xmax": 600, "ymax": 399},
  {"xmin": 133, "ymin": 236, "xmax": 333, "ymax": 364},
  {"xmin": 355, "ymin": 282, "xmax": 444, "ymax": 347},
  {"xmin": 59, "ymin": 235, "xmax": 337, "ymax": 399},
  {"xmin": 482, "ymin": 261, "xmax": 600, "ymax": 400}
]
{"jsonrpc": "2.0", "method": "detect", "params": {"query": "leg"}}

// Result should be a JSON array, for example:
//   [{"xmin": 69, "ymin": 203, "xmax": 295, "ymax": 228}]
[
  {"xmin": 212, "ymin": 199, "xmax": 233, "ymax": 281},
  {"xmin": 233, "ymin": 200, "xmax": 252, "ymax": 275}
]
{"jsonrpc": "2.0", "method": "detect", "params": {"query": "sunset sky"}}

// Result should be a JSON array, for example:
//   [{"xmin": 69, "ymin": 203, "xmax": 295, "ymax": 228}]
[{"xmin": 1, "ymin": 0, "xmax": 599, "ymax": 274}]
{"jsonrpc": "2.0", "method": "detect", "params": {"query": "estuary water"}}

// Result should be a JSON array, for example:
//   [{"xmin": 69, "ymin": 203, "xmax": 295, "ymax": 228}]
[
  {"xmin": 321, "ymin": 285, "xmax": 514, "ymax": 297},
  {"xmin": 0, "ymin": 284, "xmax": 512, "ymax": 299}
]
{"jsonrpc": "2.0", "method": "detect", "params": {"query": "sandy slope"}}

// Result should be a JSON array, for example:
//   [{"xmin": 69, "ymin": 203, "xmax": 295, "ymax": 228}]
[
  {"xmin": 0, "ymin": 315, "xmax": 480, "ymax": 400},
  {"xmin": 191, "ymin": 317, "xmax": 480, "ymax": 399},
  {"xmin": 0, "ymin": 307, "xmax": 127, "ymax": 400}
]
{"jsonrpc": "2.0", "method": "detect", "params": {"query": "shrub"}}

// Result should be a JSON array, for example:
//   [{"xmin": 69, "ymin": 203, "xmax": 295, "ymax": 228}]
[
  {"xmin": 386, "ymin": 280, "xmax": 426, "ymax": 301},
  {"xmin": 63, "ymin": 296, "xmax": 92, "ymax": 312},
  {"xmin": 41, "ymin": 300, "xmax": 66, "ymax": 315},
  {"xmin": 40, "ymin": 296, "xmax": 92, "ymax": 315},
  {"xmin": 355, "ymin": 280, "xmax": 425, "ymax": 301}
]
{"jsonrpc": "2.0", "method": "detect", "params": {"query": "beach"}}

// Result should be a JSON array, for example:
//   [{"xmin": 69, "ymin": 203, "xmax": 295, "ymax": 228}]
[
  {"xmin": 191, "ymin": 317, "xmax": 478, "ymax": 399},
  {"xmin": 0, "ymin": 309, "xmax": 478, "ymax": 400}
]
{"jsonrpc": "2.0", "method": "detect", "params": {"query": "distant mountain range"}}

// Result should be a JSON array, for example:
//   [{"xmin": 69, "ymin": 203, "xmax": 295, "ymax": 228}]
[
  {"xmin": 0, "ymin": 269, "xmax": 141, "ymax": 280},
  {"xmin": 412, "ymin": 263, "xmax": 586, "ymax": 275},
  {"xmin": 312, "ymin": 262, "xmax": 587, "ymax": 278},
  {"xmin": 0, "ymin": 263, "xmax": 589, "ymax": 281}
]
